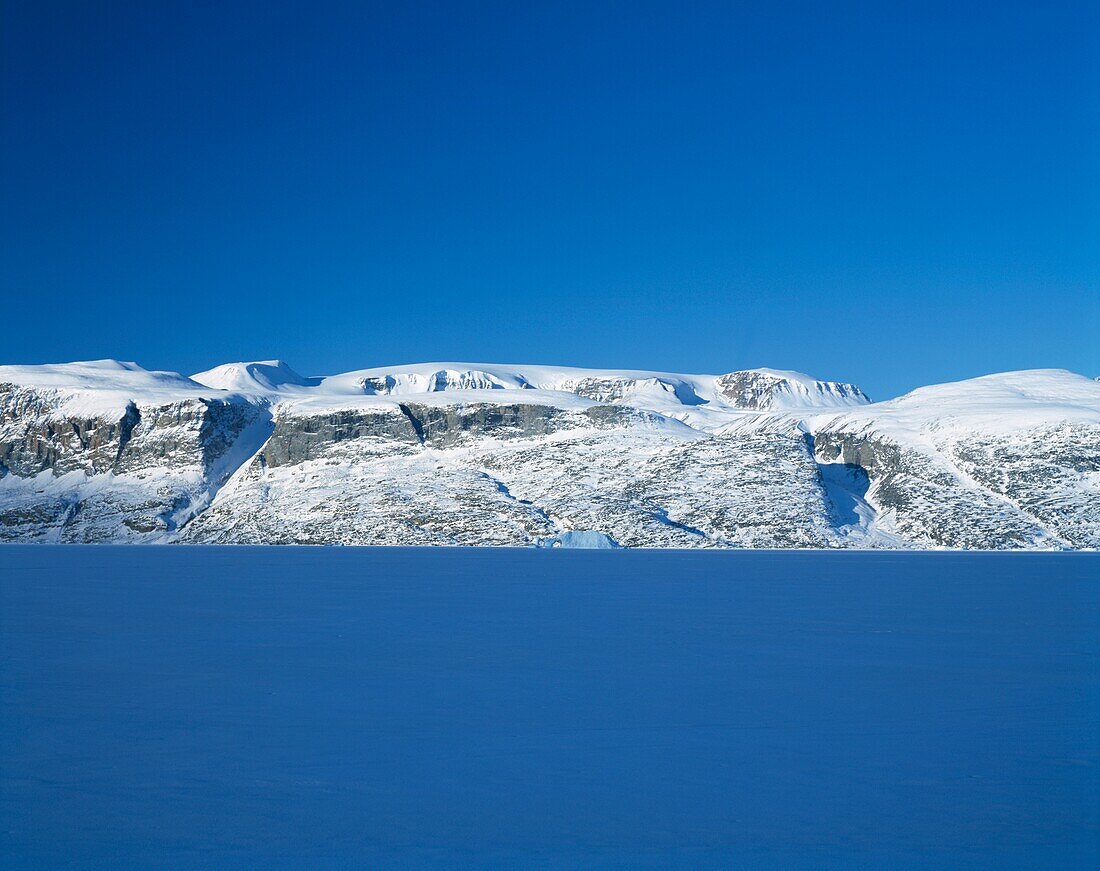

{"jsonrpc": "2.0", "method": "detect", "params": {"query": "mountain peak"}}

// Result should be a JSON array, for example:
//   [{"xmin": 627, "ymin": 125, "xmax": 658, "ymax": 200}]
[{"xmin": 191, "ymin": 360, "xmax": 314, "ymax": 393}]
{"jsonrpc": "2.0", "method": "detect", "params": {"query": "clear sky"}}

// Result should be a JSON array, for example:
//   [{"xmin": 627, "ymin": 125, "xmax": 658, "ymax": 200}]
[{"xmin": 2, "ymin": 1, "xmax": 1097, "ymax": 400}]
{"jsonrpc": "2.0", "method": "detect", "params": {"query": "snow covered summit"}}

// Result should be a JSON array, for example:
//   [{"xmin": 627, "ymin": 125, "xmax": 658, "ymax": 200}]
[
  {"xmin": 191, "ymin": 360, "xmax": 316, "ymax": 393},
  {"xmin": 183, "ymin": 360, "xmax": 873, "ymax": 424}
]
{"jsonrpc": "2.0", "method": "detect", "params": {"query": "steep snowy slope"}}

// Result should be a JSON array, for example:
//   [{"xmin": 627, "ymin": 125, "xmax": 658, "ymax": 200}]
[
  {"xmin": 809, "ymin": 371, "xmax": 1100, "ymax": 548},
  {"xmin": 184, "ymin": 403, "xmax": 838, "ymax": 548},
  {"xmin": 2, "ymin": 359, "xmax": 1097, "ymax": 548}
]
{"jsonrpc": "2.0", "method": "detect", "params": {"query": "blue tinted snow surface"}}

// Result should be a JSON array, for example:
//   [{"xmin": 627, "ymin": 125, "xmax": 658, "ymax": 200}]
[{"xmin": 1, "ymin": 547, "xmax": 1097, "ymax": 869}]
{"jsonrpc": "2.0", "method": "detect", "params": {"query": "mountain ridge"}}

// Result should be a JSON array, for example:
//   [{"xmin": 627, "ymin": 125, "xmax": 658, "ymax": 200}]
[{"xmin": 2, "ymin": 359, "xmax": 1097, "ymax": 549}]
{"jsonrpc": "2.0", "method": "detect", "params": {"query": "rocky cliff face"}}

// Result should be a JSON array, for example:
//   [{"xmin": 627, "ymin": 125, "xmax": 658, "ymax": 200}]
[
  {"xmin": 715, "ymin": 370, "xmax": 869, "ymax": 410},
  {"xmin": 810, "ymin": 428, "xmax": 1056, "ymax": 549},
  {"xmin": 0, "ymin": 380, "xmax": 270, "ymax": 541},
  {"xmin": 2, "ymin": 360, "xmax": 1097, "ymax": 548},
  {"xmin": 0, "ymin": 384, "xmax": 143, "ymax": 476}
]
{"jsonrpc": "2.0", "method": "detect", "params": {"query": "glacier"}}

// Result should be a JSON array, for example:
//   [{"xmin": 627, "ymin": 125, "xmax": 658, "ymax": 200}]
[{"xmin": 1, "ymin": 359, "xmax": 1098, "ymax": 548}]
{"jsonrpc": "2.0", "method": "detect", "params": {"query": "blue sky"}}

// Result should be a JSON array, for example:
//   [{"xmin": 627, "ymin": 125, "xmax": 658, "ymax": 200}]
[{"xmin": 2, "ymin": 1, "xmax": 1097, "ymax": 400}]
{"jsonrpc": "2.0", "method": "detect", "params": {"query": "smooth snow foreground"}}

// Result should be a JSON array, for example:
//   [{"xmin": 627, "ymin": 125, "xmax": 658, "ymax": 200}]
[
  {"xmin": 1, "ymin": 547, "xmax": 1097, "ymax": 868},
  {"xmin": 2, "ymin": 359, "xmax": 1099, "ymax": 548}
]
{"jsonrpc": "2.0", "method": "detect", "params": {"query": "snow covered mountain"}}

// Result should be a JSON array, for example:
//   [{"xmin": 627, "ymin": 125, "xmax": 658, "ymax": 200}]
[{"xmin": 2, "ymin": 359, "xmax": 1097, "ymax": 548}]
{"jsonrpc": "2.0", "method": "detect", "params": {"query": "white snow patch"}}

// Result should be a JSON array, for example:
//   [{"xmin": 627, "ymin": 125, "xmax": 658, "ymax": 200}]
[{"xmin": 191, "ymin": 361, "xmax": 315, "ymax": 394}]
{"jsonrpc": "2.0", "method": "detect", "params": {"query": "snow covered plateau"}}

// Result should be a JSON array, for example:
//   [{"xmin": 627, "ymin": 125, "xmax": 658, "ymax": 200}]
[{"xmin": 1, "ymin": 359, "xmax": 1098, "ymax": 549}]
